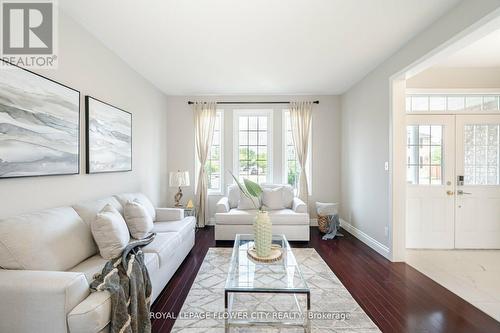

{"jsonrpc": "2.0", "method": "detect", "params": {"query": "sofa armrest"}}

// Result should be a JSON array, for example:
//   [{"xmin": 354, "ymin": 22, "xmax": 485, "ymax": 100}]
[
  {"xmin": 216, "ymin": 197, "xmax": 230, "ymax": 213},
  {"xmin": 0, "ymin": 269, "xmax": 89, "ymax": 333},
  {"xmin": 68, "ymin": 291, "xmax": 111, "ymax": 333},
  {"xmin": 292, "ymin": 197, "xmax": 308, "ymax": 213},
  {"xmin": 155, "ymin": 207, "xmax": 184, "ymax": 222}
]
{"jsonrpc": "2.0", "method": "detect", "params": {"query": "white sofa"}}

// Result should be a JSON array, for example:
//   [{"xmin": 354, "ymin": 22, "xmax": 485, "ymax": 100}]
[
  {"xmin": 0, "ymin": 192, "xmax": 195, "ymax": 333},
  {"xmin": 215, "ymin": 184, "xmax": 310, "ymax": 241}
]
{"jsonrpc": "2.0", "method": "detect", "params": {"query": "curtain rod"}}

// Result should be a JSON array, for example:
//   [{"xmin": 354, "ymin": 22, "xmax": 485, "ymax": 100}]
[{"xmin": 187, "ymin": 101, "xmax": 319, "ymax": 105}]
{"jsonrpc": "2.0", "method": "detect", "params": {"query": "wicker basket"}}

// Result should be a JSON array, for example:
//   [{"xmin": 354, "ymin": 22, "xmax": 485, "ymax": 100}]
[{"xmin": 318, "ymin": 215, "xmax": 329, "ymax": 233}]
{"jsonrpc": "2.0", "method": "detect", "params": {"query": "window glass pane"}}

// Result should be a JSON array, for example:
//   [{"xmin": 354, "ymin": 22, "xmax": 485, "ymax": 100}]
[
  {"xmin": 239, "ymin": 116, "xmax": 248, "ymax": 130},
  {"xmin": 447, "ymin": 96, "xmax": 465, "ymax": 111},
  {"xmin": 237, "ymin": 113, "xmax": 270, "ymax": 183},
  {"xmin": 463, "ymin": 124, "xmax": 499, "ymax": 185},
  {"xmin": 249, "ymin": 117, "xmax": 258, "ymax": 130},
  {"xmin": 429, "ymin": 96, "xmax": 446, "ymax": 111},
  {"xmin": 406, "ymin": 125, "xmax": 443, "ymax": 185},
  {"xmin": 465, "ymin": 96, "xmax": 482, "ymax": 112},
  {"xmin": 483, "ymin": 96, "xmax": 499, "ymax": 111},
  {"xmin": 412, "ymin": 96, "xmax": 428, "ymax": 111}
]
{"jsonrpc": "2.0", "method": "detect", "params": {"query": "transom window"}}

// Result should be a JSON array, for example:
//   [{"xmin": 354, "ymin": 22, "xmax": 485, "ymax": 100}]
[
  {"xmin": 464, "ymin": 124, "xmax": 499, "ymax": 185},
  {"xmin": 407, "ymin": 125, "xmax": 443, "ymax": 185},
  {"xmin": 406, "ymin": 94, "xmax": 500, "ymax": 113},
  {"xmin": 206, "ymin": 111, "xmax": 223, "ymax": 193},
  {"xmin": 234, "ymin": 110, "xmax": 272, "ymax": 184}
]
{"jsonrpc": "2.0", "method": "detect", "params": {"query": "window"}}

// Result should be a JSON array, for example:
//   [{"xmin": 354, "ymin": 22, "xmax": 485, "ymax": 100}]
[
  {"xmin": 283, "ymin": 110, "xmax": 312, "ymax": 193},
  {"xmin": 406, "ymin": 125, "xmax": 443, "ymax": 185},
  {"xmin": 206, "ymin": 111, "xmax": 223, "ymax": 194},
  {"xmin": 464, "ymin": 124, "xmax": 499, "ymax": 185},
  {"xmin": 234, "ymin": 110, "xmax": 272, "ymax": 184},
  {"xmin": 406, "ymin": 94, "xmax": 500, "ymax": 113}
]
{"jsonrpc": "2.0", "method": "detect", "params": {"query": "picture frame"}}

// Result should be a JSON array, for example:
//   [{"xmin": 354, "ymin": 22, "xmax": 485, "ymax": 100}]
[
  {"xmin": 0, "ymin": 59, "xmax": 80, "ymax": 179},
  {"xmin": 85, "ymin": 96, "xmax": 132, "ymax": 174}
]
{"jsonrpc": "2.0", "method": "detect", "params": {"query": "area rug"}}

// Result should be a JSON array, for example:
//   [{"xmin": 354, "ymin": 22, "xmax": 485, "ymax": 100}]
[{"xmin": 170, "ymin": 248, "xmax": 380, "ymax": 332}]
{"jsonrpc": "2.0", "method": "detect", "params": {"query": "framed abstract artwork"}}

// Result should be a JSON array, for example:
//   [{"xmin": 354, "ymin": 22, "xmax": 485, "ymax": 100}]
[
  {"xmin": 0, "ymin": 59, "xmax": 80, "ymax": 179},
  {"xmin": 85, "ymin": 96, "xmax": 132, "ymax": 173}
]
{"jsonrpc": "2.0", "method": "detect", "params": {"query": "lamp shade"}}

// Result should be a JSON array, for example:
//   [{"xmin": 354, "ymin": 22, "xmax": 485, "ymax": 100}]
[{"xmin": 169, "ymin": 171, "xmax": 190, "ymax": 187}]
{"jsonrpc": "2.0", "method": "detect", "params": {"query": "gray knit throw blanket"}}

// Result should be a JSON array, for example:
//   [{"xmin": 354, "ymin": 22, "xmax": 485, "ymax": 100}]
[{"xmin": 90, "ymin": 234, "xmax": 155, "ymax": 333}]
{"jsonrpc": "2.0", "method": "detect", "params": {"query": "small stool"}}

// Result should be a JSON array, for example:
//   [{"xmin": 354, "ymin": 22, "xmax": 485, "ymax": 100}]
[{"xmin": 316, "ymin": 202, "xmax": 343, "ymax": 240}]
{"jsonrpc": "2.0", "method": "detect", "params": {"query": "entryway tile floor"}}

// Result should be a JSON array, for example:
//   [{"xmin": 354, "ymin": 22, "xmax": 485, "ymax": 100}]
[{"xmin": 406, "ymin": 249, "xmax": 500, "ymax": 322}]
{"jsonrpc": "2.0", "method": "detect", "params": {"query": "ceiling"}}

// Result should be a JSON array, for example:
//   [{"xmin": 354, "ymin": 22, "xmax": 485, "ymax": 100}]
[
  {"xmin": 60, "ymin": 0, "xmax": 460, "ymax": 95},
  {"xmin": 437, "ymin": 28, "xmax": 500, "ymax": 67}
]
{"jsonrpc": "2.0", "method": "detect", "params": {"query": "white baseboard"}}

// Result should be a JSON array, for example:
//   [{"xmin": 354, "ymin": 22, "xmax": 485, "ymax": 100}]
[{"xmin": 340, "ymin": 219, "xmax": 391, "ymax": 259}]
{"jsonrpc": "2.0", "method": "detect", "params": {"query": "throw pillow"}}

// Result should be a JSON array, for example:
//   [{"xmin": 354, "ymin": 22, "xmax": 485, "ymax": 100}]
[
  {"xmin": 124, "ymin": 200, "xmax": 154, "ymax": 239},
  {"xmin": 261, "ymin": 187, "xmax": 285, "ymax": 210},
  {"xmin": 91, "ymin": 204, "xmax": 130, "ymax": 260},
  {"xmin": 237, "ymin": 194, "xmax": 258, "ymax": 210}
]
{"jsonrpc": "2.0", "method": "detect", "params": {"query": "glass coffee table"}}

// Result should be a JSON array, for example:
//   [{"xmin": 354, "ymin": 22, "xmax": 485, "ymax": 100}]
[{"xmin": 224, "ymin": 234, "xmax": 311, "ymax": 332}]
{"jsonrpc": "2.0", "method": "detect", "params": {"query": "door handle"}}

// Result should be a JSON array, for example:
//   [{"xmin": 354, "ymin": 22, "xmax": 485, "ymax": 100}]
[
  {"xmin": 457, "ymin": 190, "xmax": 472, "ymax": 195},
  {"xmin": 446, "ymin": 190, "xmax": 454, "ymax": 196}
]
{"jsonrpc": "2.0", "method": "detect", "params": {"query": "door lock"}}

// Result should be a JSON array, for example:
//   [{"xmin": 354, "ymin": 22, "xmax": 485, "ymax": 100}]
[{"xmin": 446, "ymin": 190, "xmax": 454, "ymax": 196}]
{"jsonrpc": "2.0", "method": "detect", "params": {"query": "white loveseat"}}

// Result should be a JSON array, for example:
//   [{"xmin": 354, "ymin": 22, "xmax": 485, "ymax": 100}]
[
  {"xmin": 0, "ymin": 192, "xmax": 195, "ymax": 333},
  {"xmin": 215, "ymin": 184, "xmax": 310, "ymax": 241}
]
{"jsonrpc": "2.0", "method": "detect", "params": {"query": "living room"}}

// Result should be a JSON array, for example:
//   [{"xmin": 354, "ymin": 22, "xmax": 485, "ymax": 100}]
[{"xmin": 1, "ymin": 1, "xmax": 500, "ymax": 333}]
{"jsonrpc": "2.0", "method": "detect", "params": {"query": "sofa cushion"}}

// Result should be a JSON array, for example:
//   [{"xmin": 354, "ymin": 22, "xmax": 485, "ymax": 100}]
[
  {"xmin": 216, "ymin": 209, "xmax": 309, "ymax": 225},
  {"xmin": 0, "ymin": 207, "xmax": 97, "ymax": 271},
  {"xmin": 237, "ymin": 195, "xmax": 257, "ymax": 210},
  {"xmin": 91, "ymin": 204, "xmax": 130, "ymax": 260},
  {"xmin": 67, "ymin": 291, "xmax": 111, "ymax": 333},
  {"xmin": 227, "ymin": 184, "xmax": 240, "ymax": 208},
  {"xmin": 152, "ymin": 216, "xmax": 196, "ymax": 236},
  {"xmin": 142, "ymin": 232, "xmax": 180, "ymax": 267},
  {"xmin": 114, "ymin": 193, "xmax": 156, "ymax": 221},
  {"xmin": 124, "ymin": 200, "xmax": 154, "ymax": 239},
  {"xmin": 261, "ymin": 187, "xmax": 285, "ymax": 210},
  {"xmin": 262, "ymin": 184, "xmax": 294, "ymax": 208},
  {"xmin": 72, "ymin": 197, "xmax": 123, "ymax": 226}
]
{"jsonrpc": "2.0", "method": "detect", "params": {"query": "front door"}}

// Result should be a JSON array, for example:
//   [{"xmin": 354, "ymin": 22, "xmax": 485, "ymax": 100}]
[{"xmin": 406, "ymin": 114, "xmax": 500, "ymax": 249}]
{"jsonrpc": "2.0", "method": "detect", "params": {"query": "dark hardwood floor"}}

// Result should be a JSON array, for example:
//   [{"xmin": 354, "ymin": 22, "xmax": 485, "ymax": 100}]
[{"xmin": 150, "ymin": 227, "xmax": 500, "ymax": 333}]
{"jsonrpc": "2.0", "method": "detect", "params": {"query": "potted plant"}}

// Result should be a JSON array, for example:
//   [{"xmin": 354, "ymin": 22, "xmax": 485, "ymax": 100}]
[{"xmin": 229, "ymin": 171, "xmax": 272, "ymax": 257}]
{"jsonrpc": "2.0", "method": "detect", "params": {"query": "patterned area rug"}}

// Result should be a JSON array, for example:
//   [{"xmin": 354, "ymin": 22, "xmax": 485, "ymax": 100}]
[{"xmin": 171, "ymin": 248, "xmax": 380, "ymax": 332}]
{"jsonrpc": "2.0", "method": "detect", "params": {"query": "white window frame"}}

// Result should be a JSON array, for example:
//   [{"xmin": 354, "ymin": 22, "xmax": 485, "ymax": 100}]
[
  {"xmin": 195, "ymin": 110, "xmax": 224, "ymax": 195},
  {"xmin": 233, "ymin": 109, "xmax": 273, "ymax": 184},
  {"xmin": 282, "ymin": 110, "xmax": 312, "ymax": 194}
]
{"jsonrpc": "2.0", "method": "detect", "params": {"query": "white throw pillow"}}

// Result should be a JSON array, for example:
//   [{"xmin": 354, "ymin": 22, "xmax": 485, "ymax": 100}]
[
  {"xmin": 237, "ymin": 194, "xmax": 258, "ymax": 210},
  {"xmin": 124, "ymin": 200, "xmax": 154, "ymax": 239},
  {"xmin": 261, "ymin": 187, "xmax": 285, "ymax": 210},
  {"xmin": 91, "ymin": 204, "xmax": 130, "ymax": 260}
]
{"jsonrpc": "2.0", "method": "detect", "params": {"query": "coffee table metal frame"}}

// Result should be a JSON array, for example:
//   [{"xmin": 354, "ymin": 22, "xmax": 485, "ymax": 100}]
[{"xmin": 224, "ymin": 234, "xmax": 311, "ymax": 332}]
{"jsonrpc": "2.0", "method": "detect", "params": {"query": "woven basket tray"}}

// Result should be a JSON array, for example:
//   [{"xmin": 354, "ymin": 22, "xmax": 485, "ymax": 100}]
[{"xmin": 318, "ymin": 215, "xmax": 329, "ymax": 233}]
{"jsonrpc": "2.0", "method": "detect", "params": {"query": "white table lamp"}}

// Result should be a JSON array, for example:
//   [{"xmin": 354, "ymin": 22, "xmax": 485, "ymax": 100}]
[{"xmin": 169, "ymin": 170, "xmax": 190, "ymax": 207}]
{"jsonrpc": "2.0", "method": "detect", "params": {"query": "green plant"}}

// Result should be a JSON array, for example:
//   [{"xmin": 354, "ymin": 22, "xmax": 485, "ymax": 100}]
[{"xmin": 228, "ymin": 170, "xmax": 263, "ymax": 211}]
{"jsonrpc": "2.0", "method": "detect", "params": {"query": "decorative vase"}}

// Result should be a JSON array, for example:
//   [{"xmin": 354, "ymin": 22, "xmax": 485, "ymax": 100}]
[{"xmin": 253, "ymin": 210, "xmax": 272, "ymax": 257}]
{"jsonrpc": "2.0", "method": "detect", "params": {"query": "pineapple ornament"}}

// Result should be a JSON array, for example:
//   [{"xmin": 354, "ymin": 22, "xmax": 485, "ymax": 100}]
[{"xmin": 229, "ymin": 171, "xmax": 272, "ymax": 258}]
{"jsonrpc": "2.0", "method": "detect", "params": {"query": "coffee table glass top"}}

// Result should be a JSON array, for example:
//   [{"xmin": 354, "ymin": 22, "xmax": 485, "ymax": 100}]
[{"xmin": 225, "ymin": 234, "xmax": 309, "ymax": 293}]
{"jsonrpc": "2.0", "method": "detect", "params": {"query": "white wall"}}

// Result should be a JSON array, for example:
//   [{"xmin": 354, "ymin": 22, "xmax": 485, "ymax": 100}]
[
  {"xmin": 165, "ymin": 95, "xmax": 340, "ymax": 222},
  {"xmin": 340, "ymin": 0, "xmax": 500, "ymax": 253},
  {"xmin": 0, "ymin": 12, "xmax": 169, "ymax": 219},
  {"xmin": 407, "ymin": 66, "xmax": 500, "ymax": 89}
]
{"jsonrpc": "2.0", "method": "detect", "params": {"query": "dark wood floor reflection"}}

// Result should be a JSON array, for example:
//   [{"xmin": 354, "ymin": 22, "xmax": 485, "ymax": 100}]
[{"xmin": 150, "ymin": 227, "xmax": 500, "ymax": 333}]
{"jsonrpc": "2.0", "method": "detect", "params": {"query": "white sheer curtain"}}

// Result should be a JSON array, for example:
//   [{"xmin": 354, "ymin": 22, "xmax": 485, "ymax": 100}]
[
  {"xmin": 289, "ymin": 101, "xmax": 313, "ymax": 205},
  {"xmin": 194, "ymin": 102, "xmax": 217, "ymax": 227}
]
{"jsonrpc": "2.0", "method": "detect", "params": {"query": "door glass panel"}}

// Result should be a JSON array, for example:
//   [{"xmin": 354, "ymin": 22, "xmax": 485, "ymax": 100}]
[
  {"xmin": 407, "ymin": 125, "xmax": 443, "ymax": 185},
  {"xmin": 463, "ymin": 124, "xmax": 500, "ymax": 185}
]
